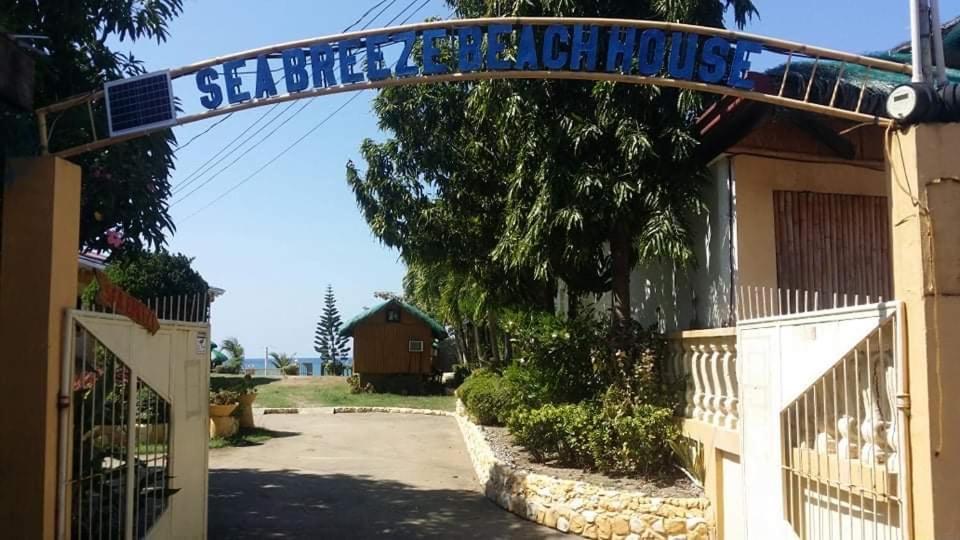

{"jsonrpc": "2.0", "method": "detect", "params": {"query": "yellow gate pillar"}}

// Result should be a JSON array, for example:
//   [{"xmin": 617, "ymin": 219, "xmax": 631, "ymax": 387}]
[
  {"xmin": 888, "ymin": 124, "xmax": 960, "ymax": 539},
  {"xmin": 0, "ymin": 157, "xmax": 81, "ymax": 539}
]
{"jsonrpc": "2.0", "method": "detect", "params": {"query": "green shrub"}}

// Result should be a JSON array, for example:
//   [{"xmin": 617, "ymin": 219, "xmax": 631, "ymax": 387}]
[
  {"xmin": 508, "ymin": 402, "xmax": 679, "ymax": 475},
  {"xmin": 508, "ymin": 403, "xmax": 597, "ymax": 467},
  {"xmin": 590, "ymin": 404, "xmax": 679, "ymax": 474},
  {"xmin": 456, "ymin": 370, "xmax": 520, "ymax": 425},
  {"xmin": 504, "ymin": 312, "xmax": 606, "ymax": 404}
]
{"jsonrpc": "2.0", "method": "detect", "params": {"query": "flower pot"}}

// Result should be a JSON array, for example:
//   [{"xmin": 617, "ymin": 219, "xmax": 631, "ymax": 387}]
[
  {"xmin": 209, "ymin": 403, "xmax": 239, "ymax": 438},
  {"xmin": 209, "ymin": 403, "xmax": 238, "ymax": 418},
  {"xmin": 209, "ymin": 416, "xmax": 238, "ymax": 438},
  {"xmin": 238, "ymin": 393, "xmax": 257, "ymax": 429}
]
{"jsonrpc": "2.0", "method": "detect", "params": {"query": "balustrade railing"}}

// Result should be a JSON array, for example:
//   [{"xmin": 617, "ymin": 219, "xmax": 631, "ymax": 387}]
[
  {"xmin": 780, "ymin": 310, "xmax": 908, "ymax": 539},
  {"xmin": 669, "ymin": 328, "xmax": 739, "ymax": 430}
]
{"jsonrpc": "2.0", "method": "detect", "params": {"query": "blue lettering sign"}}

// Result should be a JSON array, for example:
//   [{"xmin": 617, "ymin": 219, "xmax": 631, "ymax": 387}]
[
  {"xmin": 282, "ymin": 49, "xmax": 310, "ymax": 92},
  {"xmin": 570, "ymin": 25, "xmax": 599, "ymax": 71},
  {"xmin": 196, "ymin": 68, "xmax": 223, "ymax": 110},
  {"xmin": 698, "ymin": 37, "xmax": 730, "ymax": 84},
  {"xmin": 729, "ymin": 40, "xmax": 762, "ymax": 90},
  {"xmin": 309, "ymin": 44, "xmax": 338, "ymax": 87},
  {"xmin": 254, "ymin": 55, "xmax": 278, "ymax": 99},
  {"xmin": 543, "ymin": 25, "xmax": 570, "ymax": 70},
  {"xmin": 422, "ymin": 29, "xmax": 449, "ymax": 75},
  {"xmin": 667, "ymin": 32, "xmax": 698, "ymax": 80},
  {"xmin": 394, "ymin": 31, "xmax": 418, "ymax": 78},
  {"xmin": 339, "ymin": 39, "xmax": 364, "ymax": 84},
  {"xmin": 458, "ymin": 27, "xmax": 483, "ymax": 72},
  {"xmin": 515, "ymin": 25, "xmax": 539, "ymax": 70},
  {"xmin": 606, "ymin": 26, "xmax": 636, "ymax": 74},
  {"xmin": 223, "ymin": 59, "xmax": 250, "ymax": 104},
  {"xmin": 366, "ymin": 34, "xmax": 392, "ymax": 81},
  {"xmin": 637, "ymin": 29, "xmax": 666, "ymax": 76},
  {"xmin": 194, "ymin": 24, "xmax": 763, "ymax": 110},
  {"xmin": 487, "ymin": 24, "xmax": 513, "ymax": 71}
]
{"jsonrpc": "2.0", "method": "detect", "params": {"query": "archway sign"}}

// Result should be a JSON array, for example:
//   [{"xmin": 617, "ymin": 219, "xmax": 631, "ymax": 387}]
[{"xmin": 38, "ymin": 17, "xmax": 912, "ymax": 157}]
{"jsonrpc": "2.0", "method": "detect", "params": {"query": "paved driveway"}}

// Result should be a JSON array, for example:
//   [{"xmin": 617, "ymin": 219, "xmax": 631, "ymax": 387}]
[{"xmin": 208, "ymin": 412, "xmax": 566, "ymax": 539}]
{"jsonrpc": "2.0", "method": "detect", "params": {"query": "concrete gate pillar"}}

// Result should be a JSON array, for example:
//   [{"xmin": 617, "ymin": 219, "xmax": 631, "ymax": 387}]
[
  {"xmin": 0, "ymin": 157, "xmax": 81, "ymax": 539},
  {"xmin": 887, "ymin": 124, "xmax": 960, "ymax": 539}
]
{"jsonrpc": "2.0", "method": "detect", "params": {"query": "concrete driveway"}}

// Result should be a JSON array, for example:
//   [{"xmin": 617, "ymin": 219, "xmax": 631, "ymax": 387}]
[{"xmin": 208, "ymin": 412, "xmax": 566, "ymax": 539}]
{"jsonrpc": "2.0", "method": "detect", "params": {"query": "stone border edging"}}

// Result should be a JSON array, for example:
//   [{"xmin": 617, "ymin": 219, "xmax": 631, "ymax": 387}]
[
  {"xmin": 331, "ymin": 406, "xmax": 454, "ymax": 416},
  {"xmin": 453, "ymin": 400, "xmax": 713, "ymax": 540}
]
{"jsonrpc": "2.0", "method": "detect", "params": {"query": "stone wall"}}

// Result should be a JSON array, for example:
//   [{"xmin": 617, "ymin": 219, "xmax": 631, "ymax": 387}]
[{"xmin": 455, "ymin": 401, "xmax": 713, "ymax": 540}]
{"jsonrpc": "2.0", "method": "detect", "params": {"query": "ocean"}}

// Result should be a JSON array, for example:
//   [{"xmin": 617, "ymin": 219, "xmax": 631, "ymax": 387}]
[{"xmin": 243, "ymin": 357, "xmax": 353, "ymax": 377}]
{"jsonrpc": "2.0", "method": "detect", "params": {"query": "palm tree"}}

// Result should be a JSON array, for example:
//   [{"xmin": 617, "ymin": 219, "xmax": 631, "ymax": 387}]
[
  {"xmin": 269, "ymin": 352, "xmax": 298, "ymax": 376},
  {"xmin": 220, "ymin": 338, "xmax": 245, "ymax": 362},
  {"xmin": 219, "ymin": 337, "xmax": 245, "ymax": 373}
]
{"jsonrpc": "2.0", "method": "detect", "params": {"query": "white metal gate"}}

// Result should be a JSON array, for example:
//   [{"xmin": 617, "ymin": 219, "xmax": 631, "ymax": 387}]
[
  {"xmin": 59, "ymin": 310, "xmax": 210, "ymax": 539},
  {"xmin": 737, "ymin": 302, "xmax": 910, "ymax": 540}
]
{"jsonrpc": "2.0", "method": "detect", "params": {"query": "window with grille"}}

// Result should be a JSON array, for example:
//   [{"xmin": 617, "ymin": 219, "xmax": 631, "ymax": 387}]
[{"xmin": 408, "ymin": 340, "xmax": 424, "ymax": 352}]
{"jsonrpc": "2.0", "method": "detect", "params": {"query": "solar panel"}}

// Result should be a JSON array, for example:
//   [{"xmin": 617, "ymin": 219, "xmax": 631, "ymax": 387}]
[{"xmin": 104, "ymin": 70, "xmax": 176, "ymax": 137}]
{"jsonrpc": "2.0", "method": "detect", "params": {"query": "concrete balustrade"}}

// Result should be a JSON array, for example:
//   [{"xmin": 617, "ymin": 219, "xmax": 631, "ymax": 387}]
[{"xmin": 669, "ymin": 328, "xmax": 739, "ymax": 431}]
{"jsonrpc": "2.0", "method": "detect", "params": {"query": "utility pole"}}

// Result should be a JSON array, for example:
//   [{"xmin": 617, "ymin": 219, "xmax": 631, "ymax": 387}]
[
  {"xmin": 908, "ymin": 0, "xmax": 946, "ymax": 84},
  {"xmin": 264, "ymin": 346, "xmax": 269, "ymax": 375}
]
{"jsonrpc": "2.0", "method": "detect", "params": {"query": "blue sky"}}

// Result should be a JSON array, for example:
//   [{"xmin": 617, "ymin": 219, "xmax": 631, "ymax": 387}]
[{"xmin": 117, "ymin": 0, "xmax": 957, "ymax": 357}]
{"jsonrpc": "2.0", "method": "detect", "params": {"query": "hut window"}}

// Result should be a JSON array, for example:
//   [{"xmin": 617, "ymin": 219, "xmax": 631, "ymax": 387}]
[
  {"xmin": 386, "ymin": 309, "xmax": 400, "ymax": 322},
  {"xmin": 408, "ymin": 340, "xmax": 424, "ymax": 352}
]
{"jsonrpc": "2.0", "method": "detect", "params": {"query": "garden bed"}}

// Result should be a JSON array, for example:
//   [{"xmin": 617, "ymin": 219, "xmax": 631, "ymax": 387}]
[{"xmin": 482, "ymin": 424, "xmax": 702, "ymax": 499}]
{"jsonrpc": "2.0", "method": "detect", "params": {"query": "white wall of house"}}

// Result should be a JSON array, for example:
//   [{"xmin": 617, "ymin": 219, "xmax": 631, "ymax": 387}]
[{"xmin": 559, "ymin": 158, "xmax": 737, "ymax": 332}]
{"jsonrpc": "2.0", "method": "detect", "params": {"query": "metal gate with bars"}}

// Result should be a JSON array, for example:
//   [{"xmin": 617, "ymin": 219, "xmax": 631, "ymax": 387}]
[
  {"xmin": 59, "ymin": 309, "xmax": 211, "ymax": 540},
  {"xmin": 737, "ymin": 302, "xmax": 910, "ymax": 540}
]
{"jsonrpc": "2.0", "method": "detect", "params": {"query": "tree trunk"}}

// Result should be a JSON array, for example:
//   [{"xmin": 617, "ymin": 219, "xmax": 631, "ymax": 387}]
[
  {"xmin": 568, "ymin": 292, "xmax": 580, "ymax": 320},
  {"xmin": 455, "ymin": 320, "xmax": 469, "ymax": 366},
  {"xmin": 610, "ymin": 225, "xmax": 632, "ymax": 335},
  {"xmin": 487, "ymin": 309, "xmax": 502, "ymax": 366},
  {"xmin": 451, "ymin": 305, "xmax": 470, "ymax": 366},
  {"xmin": 472, "ymin": 322, "xmax": 484, "ymax": 364}
]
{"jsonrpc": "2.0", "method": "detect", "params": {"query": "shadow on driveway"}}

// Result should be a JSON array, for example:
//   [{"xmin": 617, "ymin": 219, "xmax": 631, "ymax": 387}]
[{"xmin": 208, "ymin": 467, "xmax": 564, "ymax": 539}]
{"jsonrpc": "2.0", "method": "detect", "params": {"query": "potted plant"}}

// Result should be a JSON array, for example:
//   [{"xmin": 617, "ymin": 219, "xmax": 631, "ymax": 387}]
[
  {"xmin": 237, "ymin": 374, "xmax": 258, "ymax": 429},
  {"xmin": 209, "ymin": 389, "xmax": 241, "ymax": 438}
]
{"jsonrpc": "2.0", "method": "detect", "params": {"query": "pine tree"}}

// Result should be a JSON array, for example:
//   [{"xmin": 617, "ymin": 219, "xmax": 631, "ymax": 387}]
[{"xmin": 314, "ymin": 285, "xmax": 350, "ymax": 374}]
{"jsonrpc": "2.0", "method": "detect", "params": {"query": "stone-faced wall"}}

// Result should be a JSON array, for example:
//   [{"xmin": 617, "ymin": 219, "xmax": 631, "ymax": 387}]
[{"xmin": 455, "ymin": 401, "xmax": 713, "ymax": 540}]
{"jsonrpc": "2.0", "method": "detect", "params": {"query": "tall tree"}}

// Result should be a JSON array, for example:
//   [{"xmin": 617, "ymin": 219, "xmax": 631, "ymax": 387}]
[
  {"xmin": 1, "ymin": 0, "xmax": 184, "ymax": 252},
  {"xmin": 313, "ymin": 285, "xmax": 350, "ymax": 369},
  {"xmin": 349, "ymin": 0, "xmax": 756, "ymax": 347}
]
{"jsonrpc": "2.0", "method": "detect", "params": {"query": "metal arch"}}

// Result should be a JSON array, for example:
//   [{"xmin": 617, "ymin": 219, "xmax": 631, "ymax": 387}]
[{"xmin": 38, "ymin": 17, "xmax": 912, "ymax": 158}]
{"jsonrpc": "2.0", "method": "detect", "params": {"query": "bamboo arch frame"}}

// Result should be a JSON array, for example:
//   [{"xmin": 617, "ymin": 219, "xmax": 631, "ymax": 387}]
[{"xmin": 37, "ymin": 17, "xmax": 912, "ymax": 158}]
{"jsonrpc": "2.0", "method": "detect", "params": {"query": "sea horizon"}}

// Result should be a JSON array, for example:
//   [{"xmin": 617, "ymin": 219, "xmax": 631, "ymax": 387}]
[{"xmin": 243, "ymin": 356, "xmax": 353, "ymax": 369}]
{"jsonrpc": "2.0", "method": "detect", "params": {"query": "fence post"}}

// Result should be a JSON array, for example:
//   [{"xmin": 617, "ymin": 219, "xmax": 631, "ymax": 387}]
[
  {"xmin": 888, "ymin": 123, "xmax": 960, "ymax": 539},
  {"xmin": 0, "ymin": 157, "xmax": 81, "ymax": 539},
  {"xmin": 126, "ymin": 373, "xmax": 138, "ymax": 540}
]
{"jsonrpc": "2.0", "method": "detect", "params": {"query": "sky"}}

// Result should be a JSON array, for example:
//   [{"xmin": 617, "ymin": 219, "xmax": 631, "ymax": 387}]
[{"xmin": 115, "ymin": 0, "xmax": 959, "ymax": 358}]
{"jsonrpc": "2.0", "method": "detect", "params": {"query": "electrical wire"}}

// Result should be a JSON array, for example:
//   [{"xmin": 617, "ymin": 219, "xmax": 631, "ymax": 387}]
[
  {"xmin": 180, "ymin": 93, "xmax": 363, "ymax": 221},
  {"xmin": 172, "ymin": 113, "xmax": 233, "ymax": 155},
  {"xmin": 170, "ymin": 0, "xmax": 410, "ymax": 197},
  {"xmin": 170, "ymin": 101, "xmax": 302, "ymax": 201},
  {"xmin": 177, "ymin": 0, "xmax": 435, "ymax": 219}
]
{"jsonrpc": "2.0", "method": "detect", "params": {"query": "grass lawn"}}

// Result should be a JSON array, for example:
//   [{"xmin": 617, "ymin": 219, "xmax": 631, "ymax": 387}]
[{"xmin": 210, "ymin": 375, "xmax": 457, "ymax": 411}]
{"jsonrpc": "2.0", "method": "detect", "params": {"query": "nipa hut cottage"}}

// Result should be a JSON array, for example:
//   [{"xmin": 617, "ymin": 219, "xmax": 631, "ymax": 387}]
[{"xmin": 339, "ymin": 299, "xmax": 448, "ymax": 391}]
